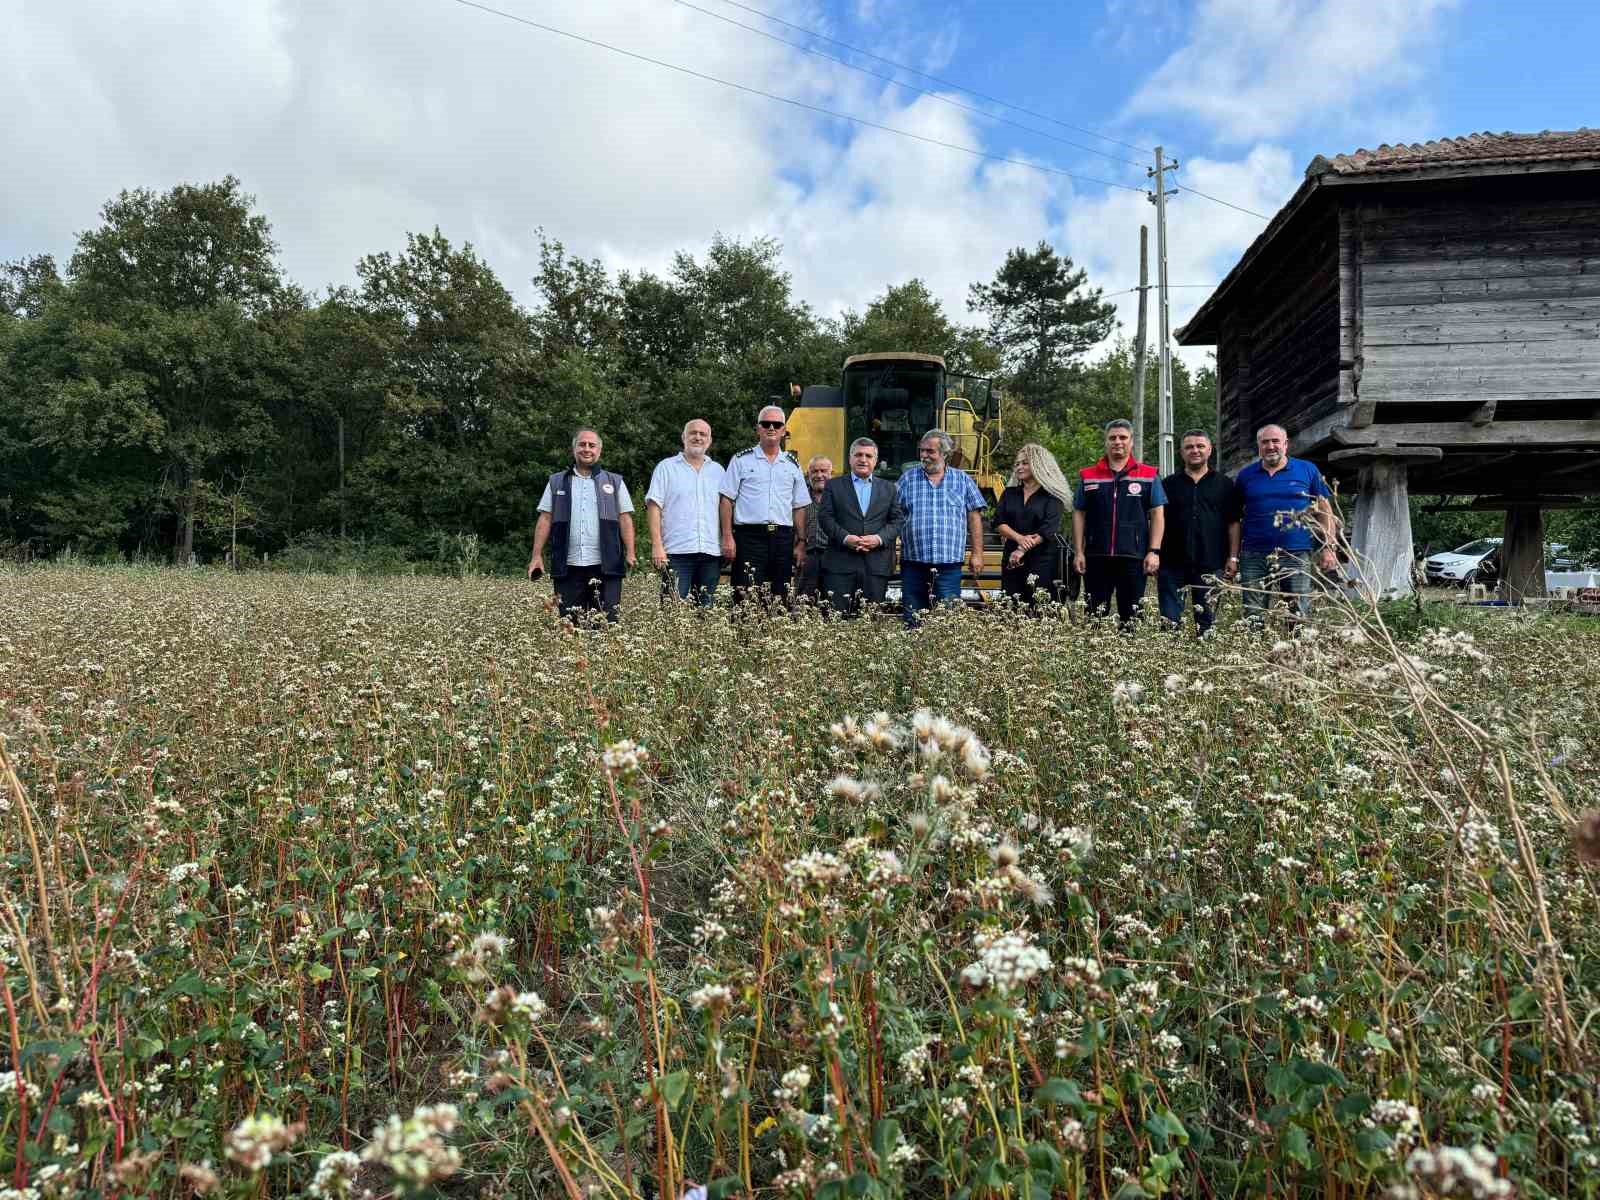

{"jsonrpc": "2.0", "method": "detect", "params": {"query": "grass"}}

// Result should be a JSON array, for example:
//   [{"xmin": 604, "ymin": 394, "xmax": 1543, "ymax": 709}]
[{"xmin": 1, "ymin": 564, "xmax": 1597, "ymax": 1199}]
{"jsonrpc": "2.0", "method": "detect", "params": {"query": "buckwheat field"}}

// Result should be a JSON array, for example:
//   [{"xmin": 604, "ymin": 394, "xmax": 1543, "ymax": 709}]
[{"xmin": 2, "ymin": 566, "xmax": 1598, "ymax": 1200}]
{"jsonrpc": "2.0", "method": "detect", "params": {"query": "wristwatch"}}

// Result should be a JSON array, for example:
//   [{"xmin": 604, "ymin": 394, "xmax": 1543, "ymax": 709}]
[{"xmin": 1148, "ymin": 546, "xmax": 1162, "ymax": 557}]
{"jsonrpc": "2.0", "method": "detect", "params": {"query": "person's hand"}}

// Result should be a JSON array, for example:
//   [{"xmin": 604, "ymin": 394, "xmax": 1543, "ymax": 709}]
[
  {"xmin": 861, "ymin": 534, "xmax": 881, "ymax": 550},
  {"xmin": 651, "ymin": 545, "xmax": 668, "ymax": 570},
  {"xmin": 527, "ymin": 560, "xmax": 543, "ymax": 581},
  {"xmin": 794, "ymin": 543, "xmax": 806, "ymax": 566},
  {"xmin": 1143, "ymin": 551, "xmax": 1160, "ymax": 577},
  {"xmin": 625, "ymin": 551, "xmax": 637, "ymax": 569},
  {"xmin": 1223, "ymin": 556, "xmax": 1239, "ymax": 581},
  {"xmin": 1317, "ymin": 547, "xmax": 1337, "ymax": 573},
  {"xmin": 1073, "ymin": 552, "xmax": 1086, "ymax": 576},
  {"xmin": 844, "ymin": 534, "xmax": 861, "ymax": 550},
  {"xmin": 1009, "ymin": 549, "xmax": 1025, "ymax": 568},
  {"xmin": 969, "ymin": 549, "xmax": 985, "ymax": 578},
  {"xmin": 721, "ymin": 534, "xmax": 736, "ymax": 560}
]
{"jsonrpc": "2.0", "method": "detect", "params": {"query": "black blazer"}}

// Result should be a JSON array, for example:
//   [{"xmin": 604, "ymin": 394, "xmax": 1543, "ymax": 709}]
[{"xmin": 818, "ymin": 475, "xmax": 904, "ymax": 577}]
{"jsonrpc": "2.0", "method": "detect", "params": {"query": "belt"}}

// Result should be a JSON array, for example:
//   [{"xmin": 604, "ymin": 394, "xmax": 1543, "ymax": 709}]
[{"xmin": 735, "ymin": 522, "xmax": 791, "ymax": 533}]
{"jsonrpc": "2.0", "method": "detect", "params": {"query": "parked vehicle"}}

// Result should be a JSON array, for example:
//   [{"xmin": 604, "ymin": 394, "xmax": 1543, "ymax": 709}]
[{"xmin": 1424, "ymin": 538, "xmax": 1501, "ymax": 586}]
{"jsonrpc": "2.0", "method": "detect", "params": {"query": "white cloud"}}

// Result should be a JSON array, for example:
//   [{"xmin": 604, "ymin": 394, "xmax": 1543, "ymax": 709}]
[
  {"xmin": 0, "ymin": 0, "xmax": 1080, "ymax": 334},
  {"xmin": 1123, "ymin": 0, "xmax": 1457, "ymax": 143}
]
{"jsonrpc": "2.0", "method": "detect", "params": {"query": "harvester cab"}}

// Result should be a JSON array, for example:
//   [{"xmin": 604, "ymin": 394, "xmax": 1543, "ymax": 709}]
[{"xmin": 787, "ymin": 352, "xmax": 1007, "ymax": 596}]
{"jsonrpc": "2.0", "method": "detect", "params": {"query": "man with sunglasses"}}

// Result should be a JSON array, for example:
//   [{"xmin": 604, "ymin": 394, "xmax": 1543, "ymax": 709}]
[{"xmin": 719, "ymin": 403, "xmax": 811, "ymax": 606}]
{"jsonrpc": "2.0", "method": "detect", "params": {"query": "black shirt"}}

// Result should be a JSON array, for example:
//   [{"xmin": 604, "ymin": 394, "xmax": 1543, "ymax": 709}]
[
  {"xmin": 1159, "ymin": 469, "xmax": 1238, "ymax": 571},
  {"xmin": 994, "ymin": 485, "xmax": 1065, "ymax": 572}
]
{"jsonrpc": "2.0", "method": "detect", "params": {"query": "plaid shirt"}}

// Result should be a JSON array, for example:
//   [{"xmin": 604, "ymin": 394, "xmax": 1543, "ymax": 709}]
[{"xmin": 896, "ymin": 467, "xmax": 986, "ymax": 564}]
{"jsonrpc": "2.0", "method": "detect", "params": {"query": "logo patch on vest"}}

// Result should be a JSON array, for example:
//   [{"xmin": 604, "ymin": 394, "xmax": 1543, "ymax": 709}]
[
  {"xmin": 1083, "ymin": 482, "xmax": 1099, "ymax": 490},
  {"xmin": 602, "ymin": 483, "xmax": 615, "ymax": 494},
  {"xmin": 1128, "ymin": 482, "xmax": 1142, "ymax": 495}
]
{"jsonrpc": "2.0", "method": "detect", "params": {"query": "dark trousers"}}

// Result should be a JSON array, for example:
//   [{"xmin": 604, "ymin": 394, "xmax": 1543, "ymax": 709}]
[
  {"xmin": 822, "ymin": 564, "xmax": 890, "ymax": 617},
  {"xmin": 1001, "ymin": 559, "xmax": 1061, "ymax": 608},
  {"xmin": 1157, "ymin": 563, "xmax": 1220, "ymax": 634},
  {"xmin": 1085, "ymin": 556, "xmax": 1147, "ymax": 625},
  {"xmin": 901, "ymin": 560, "xmax": 963, "ymax": 626},
  {"xmin": 795, "ymin": 551, "xmax": 824, "ymax": 602},
  {"xmin": 665, "ymin": 553, "xmax": 721, "ymax": 607},
  {"xmin": 556, "ymin": 565, "xmax": 623, "ymax": 623},
  {"xmin": 731, "ymin": 524, "xmax": 795, "ymax": 604}
]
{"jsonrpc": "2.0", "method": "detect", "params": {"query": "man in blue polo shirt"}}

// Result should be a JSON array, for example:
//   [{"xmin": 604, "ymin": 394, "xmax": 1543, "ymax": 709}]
[{"xmin": 1227, "ymin": 423, "xmax": 1337, "ymax": 622}]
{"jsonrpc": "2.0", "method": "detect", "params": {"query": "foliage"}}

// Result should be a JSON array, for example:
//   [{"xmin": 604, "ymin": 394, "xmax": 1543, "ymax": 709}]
[
  {"xmin": 968, "ymin": 241, "xmax": 1116, "ymax": 400},
  {"xmin": 2, "ymin": 567, "xmax": 1597, "ymax": 1198}
]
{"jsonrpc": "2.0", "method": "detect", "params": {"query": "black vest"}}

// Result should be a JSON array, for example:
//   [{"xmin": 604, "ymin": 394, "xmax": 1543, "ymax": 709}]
[{"xmin": 546, "ymin": 466, "xmax": 625, "ymax": 578}]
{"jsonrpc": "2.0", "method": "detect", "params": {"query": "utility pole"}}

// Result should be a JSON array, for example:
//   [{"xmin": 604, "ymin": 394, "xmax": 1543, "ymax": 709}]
[
  {"xmin": 1131, "ymin": 225, "xmax": 1149, "ymax": 462},
  {"xmin": 1148, "ymin": 147, "xmax": 1179, "ymax": 476}
]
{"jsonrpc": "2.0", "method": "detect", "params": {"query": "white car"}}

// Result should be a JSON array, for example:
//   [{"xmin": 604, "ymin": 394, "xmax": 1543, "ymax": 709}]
[{"xmin": 1424, "ymin": 538, "xmax": 1501, "ymax": 586}]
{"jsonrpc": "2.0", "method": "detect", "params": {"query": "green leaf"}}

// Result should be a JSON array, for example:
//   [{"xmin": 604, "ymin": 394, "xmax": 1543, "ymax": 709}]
[
  {"xmin": 653, "ymin": 1069, "xmax": 690, "ymax": 1109},
  {"xmin": 1282, "ymin": 1124, "xmax": 1313, "ymax": 1169},
  {"xmin": 871, "ymin": 1117, "xmax": 901, "ymax": 1162},
  {"xmin": 1036, "ymin": 1077, "xmax": 1085, "ymax": 1109},
  {"xmin": 307, "ymin": 962, "xmax": 333, "ymax": 982},
  {"xmin": 1363, "ymin": 1030, "xmax": 1394, "ymax": 1053},
  {"xmin": 1335, "ymin": 1092, "xmax": 1372, "ymax": 1121},
  {"xmin": 1292, "ymin": 1060, "xmax": 1346, "ymax": 1087},
  {"xmin": 1265, "ymin": 1064, "xmax": 1303, "ymax": 1099},
  {"xmin": 707, "ymin": 1178, "xmax": 745, "ymax": 1200}
]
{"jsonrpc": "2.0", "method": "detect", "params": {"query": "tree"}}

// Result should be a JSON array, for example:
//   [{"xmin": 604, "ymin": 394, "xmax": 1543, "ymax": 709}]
[
  {"xmin": 840, "ymin": 280, "xmax": 998, "ymax": 374},
  {"xmin": 39, "ymin": 177, "xmax": 287, "ymax": 562},
  {"xmin": 968, "ymin": 241, "xmax": 1116, "ymax": 402},
  {"xmin": 349, "ymin": 230, "xmax": 541, "ymax": 557}
]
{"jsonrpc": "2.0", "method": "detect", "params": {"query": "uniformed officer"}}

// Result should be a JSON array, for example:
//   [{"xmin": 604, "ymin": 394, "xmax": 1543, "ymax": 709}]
[{"xmin": 719, "ymin": 403, "xmax": 811, "ymax": 605}]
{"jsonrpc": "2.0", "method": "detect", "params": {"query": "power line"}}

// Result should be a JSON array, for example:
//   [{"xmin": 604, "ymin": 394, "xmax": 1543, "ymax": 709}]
[
  {"xmin": 448, "ymin": 0, "xmax": 1150, "ymax": 195},
  {"xmin": 695, "ymin": 0, "xmax": 1153, "ymax": 156},
  {"xmin": 672, "ymin": 0, "xmax": 1146, "ymax": 170},
  {"xmin": 1174, "ymin": 185, "xmax": 1270, "ymax": 222}
]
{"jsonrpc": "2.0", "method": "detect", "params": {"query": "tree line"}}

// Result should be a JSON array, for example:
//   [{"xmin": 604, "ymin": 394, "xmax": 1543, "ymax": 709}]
[{"xmin": 0, "ymin": 176, "xmax": 1222, "ymax": 573}]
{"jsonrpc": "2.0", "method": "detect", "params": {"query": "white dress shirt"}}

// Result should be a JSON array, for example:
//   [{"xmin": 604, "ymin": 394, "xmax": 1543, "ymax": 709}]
[{"xmin": 645, "ymin": 454, "xmax": 726, "ymax": 556}]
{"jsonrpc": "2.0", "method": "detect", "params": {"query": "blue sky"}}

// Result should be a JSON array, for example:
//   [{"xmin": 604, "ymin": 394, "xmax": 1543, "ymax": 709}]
[{"xmin": 2, "ymin": 0, "xmax": 1596, "ymax": 346}]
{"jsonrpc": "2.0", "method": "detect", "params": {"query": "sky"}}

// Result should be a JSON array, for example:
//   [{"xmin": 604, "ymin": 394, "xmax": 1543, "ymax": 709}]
[{"xmin": 3, "ymin": 0, "xmax": 1597, "ymax": 360}]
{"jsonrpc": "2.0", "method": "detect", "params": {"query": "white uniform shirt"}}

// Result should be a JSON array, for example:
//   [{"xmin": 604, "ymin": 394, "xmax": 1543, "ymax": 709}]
[
  {"xmin": 645, "ymin": 454, "xmax": 726, "ymax": 556},
  {"xmin": 538, "ymin": 472, "xmax": 634, "ymax": 567},
  {"xmin": 719, "ymin": 447, "xmax": 810, "ymax": 526}
]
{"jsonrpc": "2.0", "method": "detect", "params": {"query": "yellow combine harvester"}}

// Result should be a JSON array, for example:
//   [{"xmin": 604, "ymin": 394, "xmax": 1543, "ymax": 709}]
[{"xmin": 786, "ymin": 352, "xmax": 1008, "ymax": 594}]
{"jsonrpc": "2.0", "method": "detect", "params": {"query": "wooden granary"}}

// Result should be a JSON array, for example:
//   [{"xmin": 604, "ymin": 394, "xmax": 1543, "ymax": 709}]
[{"xmin": 1177, "ymin": 129, "xmax": 1600, "ymax": 599}]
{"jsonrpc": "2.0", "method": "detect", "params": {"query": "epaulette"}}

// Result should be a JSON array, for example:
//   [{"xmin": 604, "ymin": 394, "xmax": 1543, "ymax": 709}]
[
  {"xmin": 734, "ymin": 446, "xmax": 758, "ymax": 458},
  {"xmin": 784, "ymin": 450, "xmax": 800, "ymax": 465}
]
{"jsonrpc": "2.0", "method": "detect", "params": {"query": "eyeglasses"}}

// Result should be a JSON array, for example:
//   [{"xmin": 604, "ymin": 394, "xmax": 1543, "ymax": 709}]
[{"xmin": 758, "ymin": 420, "xmax": 785, "ymax": 430}]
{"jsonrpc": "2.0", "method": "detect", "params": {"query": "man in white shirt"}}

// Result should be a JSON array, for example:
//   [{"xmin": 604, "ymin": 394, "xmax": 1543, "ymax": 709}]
[
  {"xmin": 645, "ymin": 419, "xmax": 727, "ymax": 606},
  {"xmin": 528, "ymin": 428, "xmax": 636, "ymax": 623}
]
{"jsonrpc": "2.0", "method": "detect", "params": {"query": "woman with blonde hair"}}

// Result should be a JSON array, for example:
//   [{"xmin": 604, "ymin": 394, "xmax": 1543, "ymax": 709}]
[{"xmin": 994, "ymin": 442, "xmax": 1071, "ymax": 607}]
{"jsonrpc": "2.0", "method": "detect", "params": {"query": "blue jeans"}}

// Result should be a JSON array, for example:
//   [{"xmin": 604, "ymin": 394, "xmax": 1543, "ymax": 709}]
[
  {"xmin": 1158, "ymin": 564, "xmax": 1219, "ymax": 634},
  {"xmin": 1239, "ymin": 550, "xmax": 1315, "ymax": 621},
  {"xmin": 666, "ymin": 553, "xmax": 721, "ymax": 607},
  {"xmin": 901, "ymin": 561, "xmax": 962, "ymax": 626}
]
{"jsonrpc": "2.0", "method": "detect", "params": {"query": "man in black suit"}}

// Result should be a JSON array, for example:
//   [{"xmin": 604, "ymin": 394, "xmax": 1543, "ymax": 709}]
[{"xmin": 818, "ymin": 438, "xmax": 905, "ymax": 616}]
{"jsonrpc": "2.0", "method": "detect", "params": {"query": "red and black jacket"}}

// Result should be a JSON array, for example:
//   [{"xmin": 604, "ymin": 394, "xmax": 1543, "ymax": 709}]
[{"xmin": 1075, "ymin": 457, "xmax": 1163, "ymax": 559}]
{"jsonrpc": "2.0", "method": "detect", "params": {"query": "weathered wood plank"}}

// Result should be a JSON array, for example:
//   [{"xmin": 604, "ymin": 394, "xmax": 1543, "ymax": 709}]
[
  {"xmin": 1365, "ymin": 313, "xmax": 1600, "ymax": 345},
  {"xmin": 1364, "ymin": 275, "xmax": 1600, "ymax": 305},
  {"xmin": 1359, "ymin": 197, "xmax": 1600, "ymax": 239},
  {"xmin": 1362, "ymin": 255, "xmax": 1600, "ymax": 284},
  {"xmin": 1365, "ymin": 340, "xmax": 1600, "ymax": 365},
  {"xmin": 1332, "ymin": 419, "xmax": 1600, "ymax": 447},
  {"xmin": 1366, "ymin": 298, "xmax": 1600, "ymax": 322},
  {"xmin": 1365, "ymin": 232, "xmax": 1600, "ymax": 262}
]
